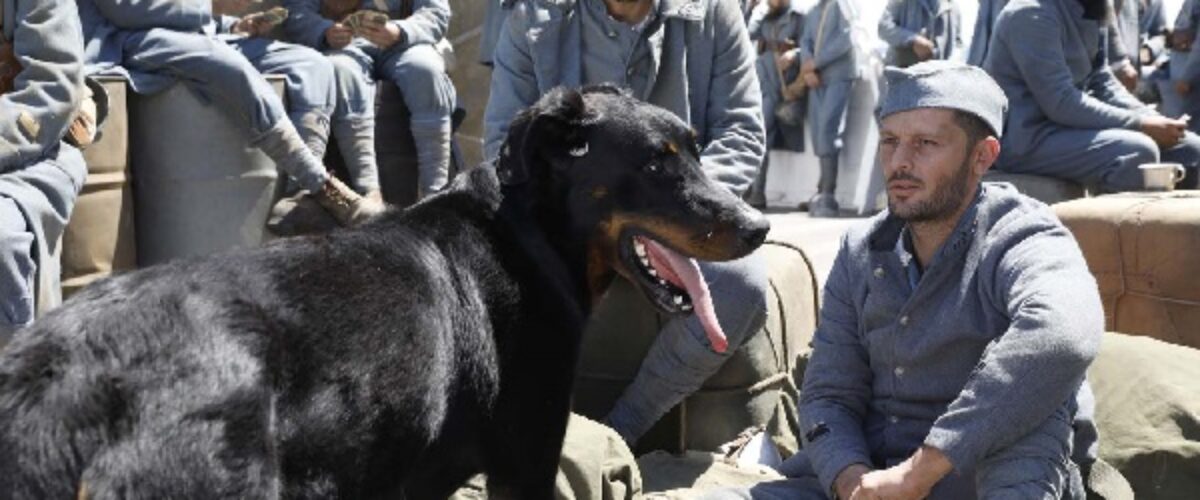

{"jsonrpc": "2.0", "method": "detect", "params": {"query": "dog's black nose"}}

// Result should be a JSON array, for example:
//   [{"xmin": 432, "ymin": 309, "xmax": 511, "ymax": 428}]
[{"xmin": 738, "ymin": 215, "xmax": 770, "ymax": 249}]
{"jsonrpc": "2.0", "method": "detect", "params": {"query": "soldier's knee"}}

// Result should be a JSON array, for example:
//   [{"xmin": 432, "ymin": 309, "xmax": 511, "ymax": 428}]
[
  {"xmin": 0, "ymin": 197, "xmax": 35, "ymax": 330},
  {"xmin": 704, "ymin": 252, "xmax": 770, "ymax": 349}
]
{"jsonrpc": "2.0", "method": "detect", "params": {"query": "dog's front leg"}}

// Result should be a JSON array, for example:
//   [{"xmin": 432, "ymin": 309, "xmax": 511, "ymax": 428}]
[{"xmin": 483, "ymin": 380, "xmax": 574, "ymax": 500}]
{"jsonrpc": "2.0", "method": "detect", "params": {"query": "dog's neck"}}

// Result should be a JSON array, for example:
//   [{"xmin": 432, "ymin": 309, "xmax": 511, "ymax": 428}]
[{"xmin": 495, "ymin": 179, "xmax": 594, "ymax": 318}]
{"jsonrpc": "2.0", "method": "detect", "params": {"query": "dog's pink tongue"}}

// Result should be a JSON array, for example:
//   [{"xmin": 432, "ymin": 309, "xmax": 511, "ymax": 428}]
[{"xmin": 644, "ymin": 239, "xmax": 728, "ymax": 353}]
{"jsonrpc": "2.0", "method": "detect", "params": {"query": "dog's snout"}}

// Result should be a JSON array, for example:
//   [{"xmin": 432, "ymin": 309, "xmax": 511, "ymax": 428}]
[{"xmin": 738, "ymin": 214, "xmax": 770, "ymax": 249}]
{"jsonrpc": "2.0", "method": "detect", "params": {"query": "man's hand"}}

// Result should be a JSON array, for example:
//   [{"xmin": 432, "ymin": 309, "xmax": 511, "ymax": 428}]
[
  {"xmin": 777, "ymin": 49, "xmax": 798, "ymax": 71},
  {"xmin": 833, "ymin": 464, "xmax": 872, "ymax": 499},
  {"xmin": 849, "ymin": 447, "xmax": 953, "ymax": 500},
  {"xmin": 360, "ymin": 21, "xmax": 403, "ymax": 49},
  {"xmin": 801, "ymin": 59, "xmax": 821, "ymax": 87},
  {"xmin": 911, "ymin": 35, "xmax": 935, "ymax": 61},
  {"xmin": 803, "ymin": 69, "xmax": 822, "ymax": 88},
  {"xmin": 1177, "ymin": 80, "xmax": 1192, "ymax": 96},
  {"xmin": 1115, "ymin": 61, "xmax": 1138, "ymax": 92},
  {"xmin": 325, "ymin": 23, "xmax": 354, "ymax": 49},
  {"xmin": 1141, "ymin": 114, "xmax": 1188, "ymax": 148}
]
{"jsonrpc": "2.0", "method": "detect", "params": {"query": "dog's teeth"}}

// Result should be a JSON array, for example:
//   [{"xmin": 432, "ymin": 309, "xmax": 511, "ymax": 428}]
[
  {"xmin": 674, "ymin": 295, "xmax": 683, "ymax": 305},
  {"xmin": 635, "ymin": 244, "xmax": 646, "ymax": 257},
  {"xmin": 658, "ymin": 279, "xmax": 667, "ymax": 286},
  {"xmin": 682, "ymin": 303, "xmax": 693, "ymax": 311},
  {"xmin": 648, "ymin": 268, "xmax": 657, "ymax": 277},
  {"xmin": 640, "ymin": 257, "xmax": 650, "ymax": 267}
]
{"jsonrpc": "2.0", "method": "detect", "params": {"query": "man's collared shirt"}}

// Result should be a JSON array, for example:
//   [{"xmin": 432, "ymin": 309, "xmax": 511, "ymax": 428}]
[{"xmin": 580, "ymin": 0, "xmax": 661, "ymax": 97}]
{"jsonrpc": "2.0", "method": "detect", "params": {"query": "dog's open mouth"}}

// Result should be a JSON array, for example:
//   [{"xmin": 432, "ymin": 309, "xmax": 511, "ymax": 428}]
[{"xmin": 622, "ymin": 234, "xmax": 728, "ymax": 353}]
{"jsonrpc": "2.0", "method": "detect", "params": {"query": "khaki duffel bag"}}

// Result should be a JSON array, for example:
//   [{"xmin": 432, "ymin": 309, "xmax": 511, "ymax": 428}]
[
  {"xmin": 573, "ymin": 238, "xmax": 819, "ymax": 457},
  {"xmin": 1089, "ymin": 332, "xmax": 1200, "ymax": 499},
  {"xmin": 1055, "ymin": 192, "xmax": 1200, "ymax": 349}
]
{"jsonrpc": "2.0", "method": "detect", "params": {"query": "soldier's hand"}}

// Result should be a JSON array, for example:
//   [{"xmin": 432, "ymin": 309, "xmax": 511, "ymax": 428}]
[
  {"xmin": 803, "ymin": 69, "xmax": 821, "ymax": 88},
  {"xmin": 232, "ymin": 15, "xmax": 275, "ymax": 37},
  {"xmin": 777, "ymin": 49, "xmax": 798, "ymax": 71},
  {"xmin": 1141, "ymin": 115, "xmax": 1188, "ymax": 148},
  {"xmin": 361, "ymin": 22, "xmax": 403, "ymax": 49},
  {"xmin": 911, "ymin": 35, "xmax": 935, "ymax": 60},
  {"xmin": 325, "ymin": 24, "xmax": 354, "ymax": 49},
  {"xmin": 1115, "ymin": 61, "xmax": 1138, "ymax": 92}
]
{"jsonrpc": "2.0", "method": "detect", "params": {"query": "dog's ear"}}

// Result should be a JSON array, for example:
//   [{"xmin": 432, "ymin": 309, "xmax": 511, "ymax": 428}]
[{"xmin": 497, "ymin": 87, "xmax": 598, "ymax": 186}]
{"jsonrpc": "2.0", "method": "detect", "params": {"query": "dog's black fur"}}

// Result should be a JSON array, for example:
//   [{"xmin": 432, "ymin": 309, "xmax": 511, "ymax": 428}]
[{"xmin": 0, "ymin": 86, "xmax": 768, "ymax": 499}]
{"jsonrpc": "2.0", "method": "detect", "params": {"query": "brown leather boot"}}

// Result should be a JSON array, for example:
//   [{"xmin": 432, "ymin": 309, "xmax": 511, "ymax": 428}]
[{"xmin": 314, "ymin": 177, "xmax": 385, "ymax": 226}]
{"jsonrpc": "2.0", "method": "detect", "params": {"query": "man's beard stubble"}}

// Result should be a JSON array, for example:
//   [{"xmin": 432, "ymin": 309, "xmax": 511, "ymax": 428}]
[{"xmin": 887, "ymin": 157, "xmax": 973, "ymax": 223}]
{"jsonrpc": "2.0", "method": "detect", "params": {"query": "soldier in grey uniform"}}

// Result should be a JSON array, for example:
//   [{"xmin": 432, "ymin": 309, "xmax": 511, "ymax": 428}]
[
  {"xmin": 878, "ymin": 0, "xmax": 961, "ymax": 68},
  {"xmin": 1171, "ymin": 0, "xmax": 1200, "ymax": 132},
  {"xmin": 745, "ymin": 0, "xmax": 808, "ymax": 207},
  {"xmin": 799, "ymin": 0, "xmax": 855, "ymax": 217},
  {"xmin": 986, "ymin": 0, "xmax": 1200, "ymax": 192},
  {"xmin": 486, "ymin": 0, "xmax": 772, "ymax": 447},
  {"xmin": 76, "ymin": 0, "xmax": 383, "ymax": 225},
  {"xmin": 284, "ymin": 0, "xmax": 456, "ymax": 200},
  {"xmin": 703, "ymin": 61, "xmax": 1102, "ymax": 500},
  {"xmin": 214, "ymin": 6, "xmax": 383, "ymax": 203},
  {"xmin": 965, "ymin": 0, "xmax": 1006, "ymax": 67},
  {"xmin": 0, "ymin": 0, "xmax": 89, "ymax": 344}
]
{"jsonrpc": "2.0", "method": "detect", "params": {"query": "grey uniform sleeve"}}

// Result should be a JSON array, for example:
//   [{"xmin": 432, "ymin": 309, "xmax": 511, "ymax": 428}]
[
  {"xmin": 0, "ymin": 0, "xmax": 84, "ymax": 170},
  {"xmin": 393, "ymin": 0, "xmax": 450, "ymax": 49},
  {"xmin": 482, "ymin": 2, "xmax": 541, "ymax": 161},
  {"xmin": 798, "ymin": 234, "xmax": 874, "ymax": 495},
  {"xmin": 1088, "ymin": 66, "xmax": 1153, "ymax": 112},
  {"xmin": 90, "ymin": 0, "xmax": 212, "ymax": 30},
  {"xmin": 1005, "ymin": 8, "xmax": 1141, "ymax": 130},
  {"xmin": 923, "ymin": 215, "xmax": 1103, "ymax": 472},
  {"xmin": 812, "ymin": 5, "xmax": 853, "ymax": 70},
  {"xmin": 1107, "ymin": 22, "xmax": 1131, "ymax": 68},
  {"xmin": 1177, "ymin": 0, "xmax": 1197, "ymax": 32},
  {"xmin": 878, "ymin": 0, "xmax": 916, "ymax": 49},
  {"xmin": 283, "ymin": 0, "xmax": 333, "ymax": 49},
  {"xmin": 746, "ymin": 4, "xmax": 765, "ymax": 41},
  {"xmin": 698, "ymin": 0, "xmax": 764, "ymax": 195}
]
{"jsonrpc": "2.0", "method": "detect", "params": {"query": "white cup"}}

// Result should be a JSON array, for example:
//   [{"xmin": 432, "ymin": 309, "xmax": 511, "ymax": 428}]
[{"xmin": 1139, "ymin": 163, "xmax": 1186, "ymax": 191}]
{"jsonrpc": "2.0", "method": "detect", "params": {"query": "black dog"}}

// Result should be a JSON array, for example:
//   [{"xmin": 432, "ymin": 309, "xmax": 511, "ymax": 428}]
[{"xmin": 0, "ymin": 86, "xmax": 768, "ymax": 499}]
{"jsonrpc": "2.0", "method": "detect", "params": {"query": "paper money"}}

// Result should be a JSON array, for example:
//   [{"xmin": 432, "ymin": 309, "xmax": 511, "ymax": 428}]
[
  {"xmin": 344, "ymin": 9, "xmax": 389, "ymax": 36},
  {"xmin": 249, "ymin": 6, "xmax": 289, "ymax": 26}
]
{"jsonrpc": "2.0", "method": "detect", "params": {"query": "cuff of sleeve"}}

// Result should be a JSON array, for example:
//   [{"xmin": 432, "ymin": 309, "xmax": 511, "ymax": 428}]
[
  {"xmin": 923, "ymin": 425, "xmax": 982, "ymax": 472},
  {"xmin": 1122, "ymin": 113, "xmax": 1144, "ymax": 131},
  {"xmin": 312, "ymin": 19, "xmax": 336, "ymax": 50},
  {"xmin": 810, "ymin": 442, "xmax": 873, "ymax": 496},
  {"xmin": 393, "ymin": 19, "xmax": 414, "ymax": 50}
]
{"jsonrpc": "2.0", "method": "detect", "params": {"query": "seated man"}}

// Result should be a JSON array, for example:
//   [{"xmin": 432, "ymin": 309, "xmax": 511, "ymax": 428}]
[
  {"xmin": 878, "ymin": 0, "xmax": 962, "ymax": 68},
  {"xmin": 986, "ymin": 0, "xmax": 1200, "ymax": 192},
  {"xmin": 1172, "ymin": 0, "xmax": 1200, "ymax": 133},
  {"xmin": 0, "ymin": 0, "xmax": 89, "ymax": 343},
  {"xmin": 706, "ymin": 61, "xmax": 1104, "ymax": 499},
  {"xmin": 284, "ymin": 0, "xmax": 456, "ymax": 200},
  {"xmin": 76, "ymin": 0, "xmax": 382, "ymax": 225},
  {"xmin": 213, "ymin": 3, "xmax": 383, "ymax": 203},
  {"xmin": 485, "ymin": 0, "xmax": 771, "ymax": 446}
]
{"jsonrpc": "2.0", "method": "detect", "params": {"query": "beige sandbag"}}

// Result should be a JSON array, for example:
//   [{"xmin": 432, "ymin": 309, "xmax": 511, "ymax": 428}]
[
  {"xmin": 1089, "ymin": 332, "xmax": 1200, "ymax": 499},
  {"xmin": 1055, "ymin": 192, "xmax": 1200, "ymax": 349},
  {"xmin": 450, "ymin": 414, "xmax": 641, "ymax": 500}
]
